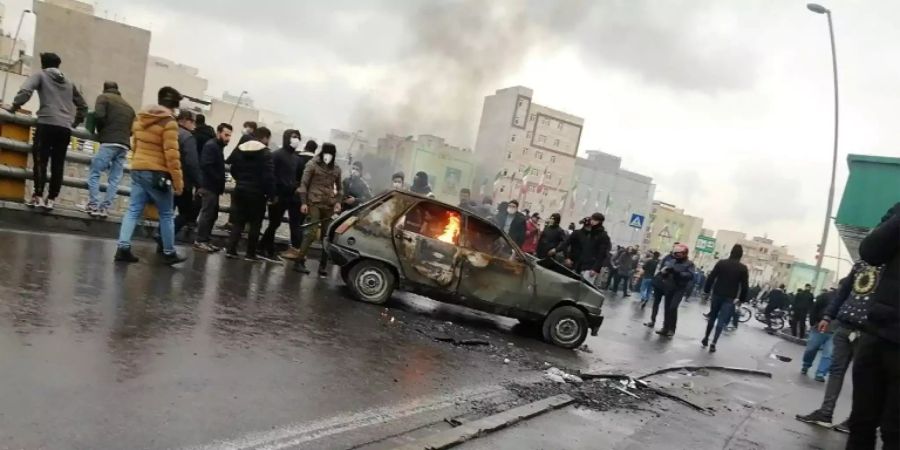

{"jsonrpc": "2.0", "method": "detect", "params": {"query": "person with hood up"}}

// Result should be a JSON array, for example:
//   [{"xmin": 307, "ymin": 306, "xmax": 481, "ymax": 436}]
[
  {"xmin": 193, "ymin": 123, "xmax": 233, "ymax": 252},
  {"xmin": 192, "ymin": 114, "xmax": 215, "ymax": 156},
  {"xmin": 558, "ymin": 213, "xmax": 612, "ymax": 286},
  {"xmin": 85, "ymin": 81, "xmax": 134, "ymax": 217},
  {"xmin": 494, "ymin": 199, "xmax": 527, "ymax": 246},
  {"xmin": 294, "ymin": 142, "xmax": 342, "ymax": 276},
  {"xmin": 645, "ymin": 243, "xmax": 696, "ymax": 337},
  {"xmin": 791, "ymin": 284, "xmax": 815, "ymax": 339},
  {"xmin": 536, "ymin": 212, "xmax": 566, "ymax": 259},
  {"xmin": 611, "ymin": 246, "xmax": 639, "ymax": 297},
  {"xmin": 700, "ymin": 244, "xmax": 749, "ymax": 352},
  {"xmin": 224, "ymin": 127, "xmax": 276, "ymax": 261},
  {"xmin": 259, "ymin": 129, "xmax": 304, "ymax": 261},
  {"xmin": 410, "ymin": 171, "xmax": 434, "ymax": 198},
  {"xmin": 521, "ymin": 213, "xmax": 541, "ymax": 254},
  {"xmin": 171, "ymin": 110, "xmax": 202, "ymax": 243},
  {"xmin": 342, "ymin": 160, "xmax": 372, "ymax": 209},
  {"xmin": 7, "ymin": 52, "xmax": 88, "ymax": 210},
  {"xmin": 114, "ymin": 86, "xmax": 185, "ymax": 265}
]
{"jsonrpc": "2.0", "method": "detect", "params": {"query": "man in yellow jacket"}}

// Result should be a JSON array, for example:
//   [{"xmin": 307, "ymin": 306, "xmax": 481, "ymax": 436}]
[{"xmin": 114, "ymin": 86, "xmax": 186, "ymax": 265}]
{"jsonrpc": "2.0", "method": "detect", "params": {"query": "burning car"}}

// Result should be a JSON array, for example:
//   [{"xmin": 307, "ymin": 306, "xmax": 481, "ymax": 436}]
[{"xmin": 324, "ymin": 191, "xmax": 605, "ymax": 348}]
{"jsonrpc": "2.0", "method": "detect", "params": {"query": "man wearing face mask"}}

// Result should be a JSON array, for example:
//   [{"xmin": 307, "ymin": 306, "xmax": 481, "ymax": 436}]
[
  {"xmin": 342, "ymin": 160, "xmax": 372, "ymax": 209},
  {"xmin": 493, "ymin": 199, "xmax": 527, "ymax": 246},
  {"xmin": 390, "ymin": 172, "xmax": 406, "ymax": 191},
  {"xmin": 294, "ymin": 143, "xmax": 342, "ymax": 276},
  {"xmin": 259, "ymin": 129, "xmax": 304, "ymax": 261}
]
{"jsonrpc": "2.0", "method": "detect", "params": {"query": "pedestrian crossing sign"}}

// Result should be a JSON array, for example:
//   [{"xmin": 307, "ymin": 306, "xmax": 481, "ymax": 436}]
[{"xmin": 629, "ymin": 214, "xmax": 644, "ymax": 229}]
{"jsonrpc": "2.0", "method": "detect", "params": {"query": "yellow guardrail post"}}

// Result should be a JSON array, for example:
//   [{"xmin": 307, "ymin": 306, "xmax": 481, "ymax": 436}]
[{"xmin": 0, "ymin": 115, "xmax": 30, "ymax": 201}]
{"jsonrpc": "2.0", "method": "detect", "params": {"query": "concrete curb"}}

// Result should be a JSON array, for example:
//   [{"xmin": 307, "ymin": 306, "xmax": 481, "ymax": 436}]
[{"xmin": 395, "ymin": 394, "xmax": 574, "ymax": 450}]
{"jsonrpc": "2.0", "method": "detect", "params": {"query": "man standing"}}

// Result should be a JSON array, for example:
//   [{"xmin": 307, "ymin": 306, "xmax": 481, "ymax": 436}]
[
  {"xmin": 701, "ymin": 244, "xmax": 749, "ymax": 352},
  {"xmin": 294, "ymin": 143, "xmax": 342, "ymax": 276},
  {"xmin": 193, "ymin": 114, "xmax": 215, "ymax": 154},
  {"xmin": 494, "ymin": 199, "xmax": 527, "ymax": 247},
  {"xmin": 536, "ymin": 212, "xmax": 566, "ymax": 259},
  {"xmin": 342, "ymin": 160, "xmax": 372, "ymax": 209},
  {"xmin": 114, "ymin": 86, "xmax": 184, "ymax": 265},
  {"xmin": 611, "ymin": 246, "xmax": 639, "ymax": 297},
  {"xmin": 171, "ymin": 110, "xmax": 202, "ymax": 243},
  {"xmin": 645, "ymin": 244, "xmax": 695, "ymax": 337},
  {"xmin": 225, "ymin": 127, "xmax": 275, "ymax": 261},
  {"xmin": 458, "ymin": 188, "xmax": 478, "ymax": 213},
  {"xmin": 85, "ymin": 81, "xmax": 134, "ymax": 217},
  {"xmin": 279, "ymin": 140, "xmax": 318, "ymax": 261},
  {"xmin": 558, "ymin": 213, "xmax": 612, "ymax": 286},
  {"xmin": 390, "ymin": 172, "xmax": 406, "ymax": 191},
  {"xmin": 259, "ymin": 129, "xmax": 303, "ymax": 261},
  {"xmin": 192, "ymin": 123, "xmax": 232, "ymax": 252},
  {"xmin": 791, "ymin": 284, "xmax": 815, "ymax": 338},
  {"xmin": 7, "ymin": 52, "xmax": 87, "ymax": 210},
  {"xmin": 639, "ymin": 251, "xmax": 661, "ymax": 305},
  {"xmin": 801, "ymin": 287, "xmax": 837, "ymax": 381}
]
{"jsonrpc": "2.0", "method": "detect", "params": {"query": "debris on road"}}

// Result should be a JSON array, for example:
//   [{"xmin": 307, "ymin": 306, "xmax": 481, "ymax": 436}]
[{"xmin": 545, "ymin": 367, "xmax": 583, "ymax": 384}]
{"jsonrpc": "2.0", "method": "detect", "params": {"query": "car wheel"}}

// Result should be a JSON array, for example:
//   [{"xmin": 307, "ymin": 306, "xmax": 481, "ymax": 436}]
[
  {"xmin": 542, "ymin": 306, "xmax": 588, "ymax": 349},
  {"xmin": 348, "ymin": 260, "xmax": 396, "ymax": 305}
]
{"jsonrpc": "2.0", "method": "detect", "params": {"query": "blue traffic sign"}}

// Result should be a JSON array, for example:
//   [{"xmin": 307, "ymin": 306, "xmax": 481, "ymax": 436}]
[{"xmin": 629, "ymin": 214, "xmax": 644, "ymax": 229}]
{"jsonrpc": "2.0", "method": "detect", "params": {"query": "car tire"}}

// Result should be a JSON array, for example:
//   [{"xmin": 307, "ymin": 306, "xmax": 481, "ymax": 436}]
[
  {"xmin": 348, "ymin": 260, "xmax": 396, "ymax": 305},
  {"xmin": 542, "ymin": 306, "xmax": 588, "ymax": 349}
]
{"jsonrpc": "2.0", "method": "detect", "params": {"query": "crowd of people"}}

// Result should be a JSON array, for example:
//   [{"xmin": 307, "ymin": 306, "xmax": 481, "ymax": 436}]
[{"xmin": 7, "ymin": 52, "xmax": 898, "ymax": 450}]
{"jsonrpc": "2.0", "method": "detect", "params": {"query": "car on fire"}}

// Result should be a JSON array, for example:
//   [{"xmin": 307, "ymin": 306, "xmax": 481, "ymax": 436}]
[{"xmin": 324, "ymin": 190, "xmax": 605, "ymax": 348}]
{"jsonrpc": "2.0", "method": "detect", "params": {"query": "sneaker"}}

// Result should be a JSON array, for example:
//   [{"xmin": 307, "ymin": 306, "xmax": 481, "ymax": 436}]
[
  {"xmin": 96, "ymin": 208, "xmax": 109, "ymax": 218},
  {"xmin": 280, "ymin": 247, "xmax": 301, "ymax": 260},
  {"xmin": 225, "ymin": 252, "xmax": 240, "ymax": 259},
  {"xmin": 815, "ymin": 374, "xmax": 826, "ymax": 382},
  {"xmin": 801, "ymin": 368, "xmax": 809, "ymax": 375},
  {"xmin": 701, "ymin": 338, "xmax": 709, "ymax": 348},
  {"xmin": 244, "ymin": 255, "xmax": 261, "ymax": 262},
  {"xmin": 83, "ymin": 203, "xmax": 98, "ymax": 215},
  {"xmin": 318, "ymin": 269, "xmax": 328, "ymax": 278},
  {"xmin": 193, "ymin": 242, "xmax": 217, "ymax": 253},
  {"xmin": 42, "ymin": 198, "xmax": 54, "ymax": 210},
  {"xmin": 832, "ymin": 420, "xmax": 849, "ymax": 434},
  {"xmin": 161, "ymin": 252, "xmax": 187, "ymax": 265},
  {"xmin": 644, "ymin": 321, "xmax": 654, "ymax": 328},
  {"xmin": 709, "ymin": 344, "xmax": 717, "ymax": 353},
  {"xmin": 655, "ymin": 329, "xmax": 668, "ymax": 336},
  {"xmin": 259, "ymin": 253, "xmax": 282, "ymax": 263},
  {"xmin": 795, "ymin": 410, "xmax": 833, "ymax": 427},
  {"xmin": 114, "ymin": 247, "xmax": 139, "ymax": 263},
  {"xmin": 293, "ymin": 259, "xmax": 310, "ymax": 274},
  {"xmin": 26, "ymin": 195, "xmax": 41, "ymax": 207}
]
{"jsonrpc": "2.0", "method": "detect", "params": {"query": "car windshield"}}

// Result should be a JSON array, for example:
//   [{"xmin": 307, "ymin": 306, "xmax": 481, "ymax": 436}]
[{"xmin": 463, "ymin": 216, "xmax": 517, "ymax": 260}]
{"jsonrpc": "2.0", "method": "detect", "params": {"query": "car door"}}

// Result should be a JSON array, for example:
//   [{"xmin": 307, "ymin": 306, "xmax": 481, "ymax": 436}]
[
  {"xmin": 392, "ymin": 201, "xmax": 463, "ymax": 290},
  {"xmin": 456, "ymin": 215, "xmax": 535, "ymax": 315}
]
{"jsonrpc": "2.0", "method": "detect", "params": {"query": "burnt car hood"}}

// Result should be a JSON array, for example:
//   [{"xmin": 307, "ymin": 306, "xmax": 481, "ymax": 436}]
[{"xmin": 533, "ymin": 256, "xmax": 602, "ymax": 293}]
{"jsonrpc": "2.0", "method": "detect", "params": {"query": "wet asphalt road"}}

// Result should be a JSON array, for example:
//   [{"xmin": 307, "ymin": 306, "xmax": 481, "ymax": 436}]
[{"xmin": 0, "ymin": 228, "xmax": 848, "ymax": 449}]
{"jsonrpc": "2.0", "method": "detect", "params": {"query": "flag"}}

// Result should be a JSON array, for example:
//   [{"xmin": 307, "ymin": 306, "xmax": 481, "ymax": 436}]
[
  {"xmin": 492, "ymin": 170, "xmax": 504, "ymax": 188},
  {"xmin": 536, "ymin": 172, "xmax": 546, "ymax": 193},
  {"xmin": 520, "ymin": 165, "xmax": 532, "ymax": 194}
]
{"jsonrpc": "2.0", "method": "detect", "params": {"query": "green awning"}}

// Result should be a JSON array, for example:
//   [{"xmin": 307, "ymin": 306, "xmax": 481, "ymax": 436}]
[{"xmin": 836, "ymin": 154, "xmax": 900, "ymax": 259}]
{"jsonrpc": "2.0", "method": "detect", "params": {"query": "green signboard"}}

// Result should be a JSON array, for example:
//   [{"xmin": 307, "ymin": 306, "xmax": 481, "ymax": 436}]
[{"xmin": 696, "ymin": 235, "xmax": 716, "ymax": 254}]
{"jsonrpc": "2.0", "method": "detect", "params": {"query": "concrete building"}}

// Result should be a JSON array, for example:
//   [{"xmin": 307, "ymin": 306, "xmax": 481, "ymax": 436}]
[
  {"xmin": 32, "ymin": 0, "xmax": 150, "ymax": 108},
  {"xmin": 787, "ymin": 262, "xmax": 835, "ymax": 294},
  {"xmin": 644, "ymin": 201, "xmax": 704, "ymax": 254},
  {"xmin": 472, "ymin": 86, "xmax": 583, "ymax": 220},
  {"xmin": 710, "ymin": 230, "xmax": 798, "ymax": 289},
  {"xmin": 375, "ymin": 133, "xmax": 474, "ymax": 204},
  {"xmin": 206, "ymin": 96, "xmax": 259, "ymax": 153},
  {"xmin": 329, "ymin": 129, "xmax": 374, "ymax": 174},
  {"xmin": 142, "ymin": 55, "xmax": 208, "ymax": 109},
  {"xmin": 573, "ymin": 150, "xmax": 655, "ymax": 247}
]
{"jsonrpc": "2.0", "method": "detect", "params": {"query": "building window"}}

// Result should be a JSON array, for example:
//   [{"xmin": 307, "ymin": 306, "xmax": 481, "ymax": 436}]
[
  {"xmin": 553, "ymin": 138, "xmax": 560, "ymax": 147},
  {"xmin": 500, "ymin": 186, "xmax": 505, "ymax": 193},
  {"xmin": 502, "ymin": 169, "xmax": 508, "ymax": 176},
  {"xmin": 542, "ymin": 118, "xmax": 550, "ymax": 126},
  {"xmin": 557, "ymin": 121, "xmax": 564, "ymax": 130},
  {"xmin": 550, "ymin": 155, "xmax": 556, "ymax": 163},
  {"xmin": 531, "ymin": 168, "xmax": 538, "ymax": 176},
  {"xmin": 538, "ymin": 135, "xmax": 546, "ymax": 144},
  {"xmin": 510, "ymin": 134, "xmax": 516, "ymax": 142},
  {"xmin": 506, "ymin": 152, "xmax": 511, "ymax": 159},
  {"xmin": 526, "ymin": 131, "xmax": 532, "ymax": 139},
  {"xmin": 522, "ymin": 148, "xmax": 528, "ymax": 155},
  {"xmin": 513, "ymin": 118, "xmax": 521, "ymax": 126},
  {"xmin": 529, "ymin": 113, "xmax": 535, "ymax": 122},
  {"xmin": 536, "ymin": 151, "xmax": 543, "ymax": 160},
  {"xmin": 518, "ymin": 99, "xmax": 524, "ymax": 107}
]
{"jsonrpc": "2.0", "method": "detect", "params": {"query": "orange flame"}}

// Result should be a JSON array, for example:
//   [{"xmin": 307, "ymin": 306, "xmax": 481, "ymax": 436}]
[{"xmin": 437, "ymin": 213, "xmax": 461, "ymax": 244}]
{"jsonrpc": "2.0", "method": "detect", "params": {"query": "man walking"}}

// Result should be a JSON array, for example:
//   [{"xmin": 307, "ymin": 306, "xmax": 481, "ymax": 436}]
[
  {"xmin": 259, "ymin": 129, "xmax": 303, "ymax": 261},
  {"xmin": 225, "ymin": 127, "xmax": 275, "ymax": 261},
  {"xmin": 800, "ymin": 287, "xmax": 836, "ymax": 381},
  {"xmin": 700, "ymin": 244, "xmax": 749, "ymax": 352},
  {"xmin": 192, "ymin": 123, "xmax": 232, "ymax": 252},
  {"xmin": 171, "ymin": 110, "xmax": 202, "ymax": 243},
  {"xmin": 114, "ymin": 86, "xmax": 185, "ymax": 265},
  {"xmin": 639, "ymin": 251, "xmax": 661, "ymax": 305},
  {"xmin": 611, "ymin": 246, "xmax": 639, "ymax": 297},
  {"xmin": 7, "ymin": 52, "xmax": 87, "ymax": 210},
  {"xmin": 294, "ymin": 143, "xmax": 342, "ymax": 276},
  {"xmin": 85, "ymin": 81, "xmax": 134, "ymax": 217},
  {"xmin": 494, "ymin": 199, "xmax": 527, "ymax": 247},
  {"xmin": 558, "ymin": 213, "xmax": 612, "ymax": 287},
  {"xmin": 645, "ymin": 244, "xmax": 695, "ymax": 337},
  {"xmin": 791, "ymin": 284, "xmax": 814, "ymax": 338}
]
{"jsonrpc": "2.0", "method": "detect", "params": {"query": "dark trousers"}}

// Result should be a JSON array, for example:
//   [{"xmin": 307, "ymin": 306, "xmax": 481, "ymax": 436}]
[
  {"xmin": 653, "ymin": 289, "xmax": 684, "ymax": 333},
  {"xmin": 704, "ymin": 296, "xmax": 735, "ymax": 344},
  {"xmin": 32, "ymin": 124, "xmax": 72, "ymax": 199},
  {"xmin": 791, "ymin": 315, "xmax": 808, "ymax": 338},
  {"xmin": 846, "ymin": 332, "xmax": 899, "ymax": 450},
  {"xmin": 611, "ymin": 273, "xmax": 630, "ymax": 296},
  {"xmin": 226, "ymin": 191, "xmax": 266, "ymax": 257},
  {"xmin": 194, "ymin": 188, "xmax": 219, "ymax": 243},
  {"xmin": 819, "ymin": 326, "xmax": 856, "ymax": 418},
  {"xmin": 173, "ymin": 185, "xmax": 199, "ymax": 236},
  {"xmin": 260, "ymin": 194, "xmax": 304, "ymax": 254}
]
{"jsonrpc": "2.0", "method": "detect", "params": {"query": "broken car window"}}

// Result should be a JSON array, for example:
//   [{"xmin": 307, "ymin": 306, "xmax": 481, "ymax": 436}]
[
  {"xmin": 463, "ymin": 217, "xmax": 516, "ymax": 260},
  {"xmin": 402, "ymin": 202, "xmax": 461, "ymax": 245}
]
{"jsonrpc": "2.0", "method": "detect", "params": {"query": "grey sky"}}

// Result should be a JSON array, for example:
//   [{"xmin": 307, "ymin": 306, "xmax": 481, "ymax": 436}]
[{"xmin": 4, "ymin": 0, "xmax": 899, "ymax": 273}]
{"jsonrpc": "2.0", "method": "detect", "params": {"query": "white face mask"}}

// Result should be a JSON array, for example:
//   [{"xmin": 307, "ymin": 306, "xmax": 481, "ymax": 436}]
[
  {"xmin": 507, "ymin": 207, "xmax": 517, "ymax": 215},
  {"xmin": 392, "ymin": 181, "xmax": 403, "ymax": 189},
  {"xmin": 351, "ymin": 169, "xmax": 361, "ymax": 177},
  {"xmin": 290, "ymin": 137, "xmax": 301, "ymax": 149},
  {"xmin": 322, "ymin": 154, "xmax": 333, "ymax": 164}
]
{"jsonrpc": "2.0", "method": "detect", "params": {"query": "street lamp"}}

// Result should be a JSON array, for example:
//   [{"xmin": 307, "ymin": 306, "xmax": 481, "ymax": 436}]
[
  {"xmin": 229, "ymin": 90, "xmax": 247, "ymax": 124},
  {"xmin": 1, "ymin": 9, "xmax": 34, "ymax": 105},
  {"xmin": 807, "ymin": 3, "xmax": 839, "ymax": 288}
]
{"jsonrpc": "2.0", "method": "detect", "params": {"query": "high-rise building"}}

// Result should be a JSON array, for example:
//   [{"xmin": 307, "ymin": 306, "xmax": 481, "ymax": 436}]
[
  {"xmin": 374, "ymin": 133, "xmax": 474, "ymax": 204},
  {"xmin": 472, "ymin": 86, "xmax": 583, "ymax": 220},
  {"xmin": 573, "ymin": 150, "xmax": 655, "ymax": 247},
  {"xmin": 32, "ymin": 0, "xmax": 150, "ymax": 108},
  {"xmin": 644, "ymin": 201, "xmax": 704, "ymax": 253},
  {"xmin": 711, "ymin": 230, "xmax": 798, "ymax": 288}
]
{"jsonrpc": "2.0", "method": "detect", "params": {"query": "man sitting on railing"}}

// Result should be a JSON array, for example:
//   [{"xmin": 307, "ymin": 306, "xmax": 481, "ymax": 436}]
[{"xmin": 85, "ymin": 81, "xmax": 135, "ymax": 218}]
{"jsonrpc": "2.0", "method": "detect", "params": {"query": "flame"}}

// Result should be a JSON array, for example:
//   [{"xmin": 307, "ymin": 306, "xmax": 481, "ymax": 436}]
[{"xmin": 437, "ymin": 213, "xmax": 461, "ymax": 244}]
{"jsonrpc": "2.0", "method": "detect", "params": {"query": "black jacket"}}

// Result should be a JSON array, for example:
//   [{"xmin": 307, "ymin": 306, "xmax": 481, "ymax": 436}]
[
  {"xmin": 703, "ymin": 245, "xmax": 749, "ymax": 302},
  {"xmin": 272, "ymin": 146, "xmax": 301, "ymax": 197},
  {"xmin": 793, "ymin": 290, "xmax": 814, "ymax": 319},
  {"xmin": 193, "ymin": 124, "xmax": 215, "ymax": 157},
  {"xmin": 93, "ymin": 88, "xmax": 135, "ymax": 147},
  {"xmin": 641, "ymin": 258, "xmax": 659, "ymax": 279},
  {"xmin": 767, "ymin": 289, "xmax": 789, "ymax": 310},
  {"xmin": 536, "ymin": 225, "xmax": 567, "ymax": 258},
  {"xmin": 495, "ymin": 211, "xmax": 527, "ymax": 246},
  {"xmin": 858, "ymin": 204, "xmax": 900, "ymax": 345},
  {"xmin": 227, "ymin": 140, "xmax": 275, "ymax": 198},
  {"xmin": 558, "ymin": 225, "xmax": 612, "ymax": 272},
  {"xmin": 810, "ymin": 291, "xmax": 832, "ymax": 326},
  {"xmin": 178, "ymin": 126, "xmax": 202, "ymax": 188},
  {"xmin": 199, "ymin": 138, "xmax": 226, "ymax": 195},
  {"xmin": 655, "ymin": 254, "xmax": 696, "ymax": 291},
  {"xmin": 343, "ymin": 176, "xmax": 372, "ymax": 204}
]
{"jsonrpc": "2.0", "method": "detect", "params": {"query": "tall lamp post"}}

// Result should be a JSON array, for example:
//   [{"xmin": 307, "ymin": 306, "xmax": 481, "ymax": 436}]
[
  {"xmin": 807, "ymin": 3, "xmax": 839, "ymax": 289},
  {"xmin": 229, "ymin": 90, "xmax": 248, "ymax": 124},
  {"xmin": 1, "ymin": 9, "xmax": 33, "ymax": 105}
]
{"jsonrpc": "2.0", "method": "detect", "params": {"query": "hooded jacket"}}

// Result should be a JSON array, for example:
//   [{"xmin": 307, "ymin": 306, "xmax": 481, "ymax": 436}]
[
  {"xmin": 558, "ymin": 224, "xmax": 612, "ymax": 272},
  {"xmin": 857, "ymin": 203, "xmax": 900, "ymax": 344},
  {"xmin": 93, "ymin": 87, "xmax": 135, "ymax": 147},
  {"xmin": 12, "ymin": 68, "xmax": 88, "ymax": 128},
  {"xmin": 178, "ymin": 126, "xmax": 201, "ymax": 188},
  {"xmin": 298, "ymin": 149, "xmax": 342, "ymax": 207},
  {"xmin": 703, "ymin": 244, "xmax": 750, "ymax": 301},
  {"xmin": 536, "ymin": 223, "xmax": 567, "ymax": 258},
  {"xmin": 130, "ymin": 105, "xmax": 183, "ymax": 193},
  {"xmin": 227, "ymin": 140, "xmax": 275, "ymax": 198},
  {"xmin": 273, "ymin": 130, "xmax": 302, "ymax": 197},
  {"xmin": 193, "ymin": 124, "xmax": 215, "ymax": 157},
  {"xmin": 199, "ymin": 137, "xmax": 226, "ymax": 195},
  {"xmin": 410, "ymin": 171, "xmax": 433, "ymax": 196}
]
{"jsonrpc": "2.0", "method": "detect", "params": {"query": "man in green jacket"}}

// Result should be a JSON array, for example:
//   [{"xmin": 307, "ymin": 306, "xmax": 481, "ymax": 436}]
[
  {"xmin": 294, "ymin": 143, "xmax": 342, "ymax": 276},
  {"xmin": 86, "ymin": 81, "xmax": 135, "ymax": 217}
]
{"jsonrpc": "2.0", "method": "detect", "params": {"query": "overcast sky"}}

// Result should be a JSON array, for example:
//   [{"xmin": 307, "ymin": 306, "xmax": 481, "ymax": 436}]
[{"xmin": 5, "ymin": 0, "xmax": 899, "ymax": 274}]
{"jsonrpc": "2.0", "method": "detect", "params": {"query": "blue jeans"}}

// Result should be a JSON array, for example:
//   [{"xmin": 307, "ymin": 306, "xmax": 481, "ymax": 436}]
[
  {"xmin": 640, "ymin": 278, "xmax": 653, "ymax": 301},
  {"xmin": 802, "ymin": 329, "xmax": 834, "ymax": 378},
  {"xmin": 87, "ymin": 144, "xmax": 128, "ymax": 209},
  {"xmin": 704, "ymin": 295, "xmax": 735, "ymax": 344},
  {"xmin": 117, "ymin": 170, "xmax": 175, "ymax": 254}
]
